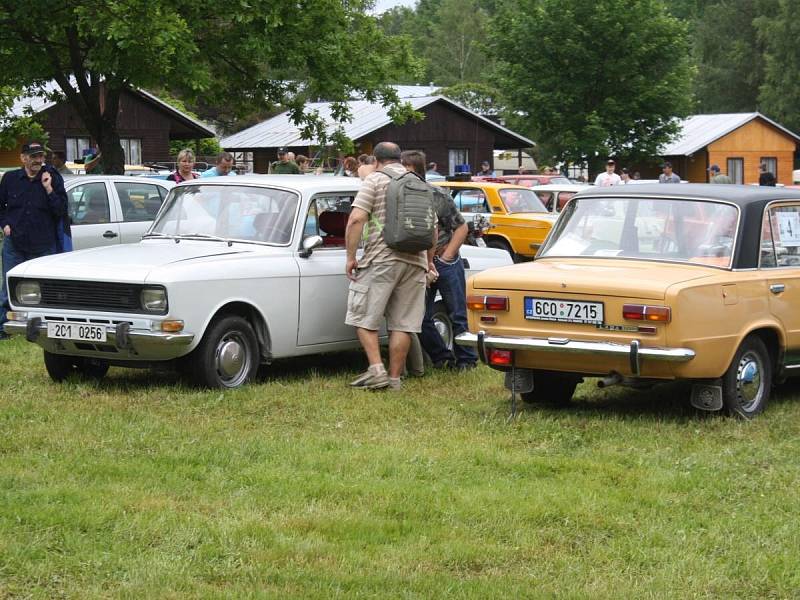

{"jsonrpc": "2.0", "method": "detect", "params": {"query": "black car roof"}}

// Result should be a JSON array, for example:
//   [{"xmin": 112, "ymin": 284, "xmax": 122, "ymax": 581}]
[{"xmin": 573, "ymin": 184, "xmax": 800, "ymax": 269}]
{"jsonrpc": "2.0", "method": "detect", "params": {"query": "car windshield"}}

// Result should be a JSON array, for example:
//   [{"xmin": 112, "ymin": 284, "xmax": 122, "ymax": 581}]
[
  {"xmin": 539, "ymin": 197, "xmax": 739, "ymax": 268},
  {"xmin": 149, "ymin": 184, "xmax": 300, "ymax": 245},
  {"xmin": 498, "ymin": 188, "xmax": 547, "ymax": 213}
]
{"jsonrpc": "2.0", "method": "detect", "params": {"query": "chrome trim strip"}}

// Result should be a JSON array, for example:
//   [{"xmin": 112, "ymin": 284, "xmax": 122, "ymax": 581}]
[{"xmin": 456, "ymin": 332, "xmax": 695, "ymax": 363}]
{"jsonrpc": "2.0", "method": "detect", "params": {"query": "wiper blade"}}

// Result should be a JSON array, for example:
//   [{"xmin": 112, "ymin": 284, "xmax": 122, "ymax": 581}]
[
  {"xmin": 142, "ymin": 232, "xmax": 180, "ymax": 241},
  {"xmin": 180, "ymin": 233, "xmax": 233, "ymax": 246}
]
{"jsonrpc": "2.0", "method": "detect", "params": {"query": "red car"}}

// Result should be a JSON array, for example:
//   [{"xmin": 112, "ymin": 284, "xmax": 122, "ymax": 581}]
[{"xmin": 474, "ymin": 174, "xmax": 571, "ymax": 187}]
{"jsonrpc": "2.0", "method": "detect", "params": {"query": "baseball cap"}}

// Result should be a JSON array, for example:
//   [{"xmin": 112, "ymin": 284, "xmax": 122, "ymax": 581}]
[
  {"xmin": 606, "ymin": 159, "xmax": 615, "ymax": 165},
  {"xmin": 708, "ymin": 164, "xmax": 720, "ymax": 173},
  {"xmin": 277, "ymin": 147, "xmax": 288, "ymax": 155},
  {"xmin": 22, "ymin": 141, "xmax": 46, "ymax": 155}
]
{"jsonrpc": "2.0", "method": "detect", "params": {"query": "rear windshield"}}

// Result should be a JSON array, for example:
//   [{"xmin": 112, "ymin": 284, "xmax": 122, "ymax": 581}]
[{"xmin": 539, "ymin": 196, "xmax": 739, "ymax": 268}]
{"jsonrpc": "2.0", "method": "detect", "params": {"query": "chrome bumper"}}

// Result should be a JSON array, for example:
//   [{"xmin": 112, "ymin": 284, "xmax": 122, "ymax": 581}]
[
  {"xmin": 456, "ymin": 331, "xmax": 695, "ymax": 376},
  {"xmin": 4, "ymin": 318, "xmax": 194, "ymax": 360}
]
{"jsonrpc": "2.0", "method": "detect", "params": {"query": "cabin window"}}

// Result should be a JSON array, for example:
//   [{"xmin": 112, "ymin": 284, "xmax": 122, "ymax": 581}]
[
  {"xmin": 448, "ymin": 149, "xmax": 469, "ymax": 176},
  {"xmin": 65, "ymin": 137, "xmax": 91, "ymax": 162},
  {"xmin": 761, "ymin": 157, "xmax": 777, "ymax": 181},
  {"xmin": 727, "ymin": 158, "xmax": 744, "ymax": 184},
  {"xmin": 120, "ymin": 139, "xmax": 142, "ymax": 165}
]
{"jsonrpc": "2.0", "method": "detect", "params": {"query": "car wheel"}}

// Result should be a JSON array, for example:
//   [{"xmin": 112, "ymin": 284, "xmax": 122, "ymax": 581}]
[
  {"xmin": 43, "ymin": 351, "xmax": 76, "ymax": 382},
  {"xmin": 432, "ymin": 300, "xmax": 454, "ymax": 351},
  {"xmin": 520, "ymin": 370, "xmax": 582, "ymax": 406},
  {"xmin": 721, "ymin": 335, "xmax": 771, "ymax": 419},
  {"xmin": 76, "ymin": 358, "xmax": 110, "ymax": 380},
  {"xmin": 188, "ymin": 315, "xmax": 259, "ymax": 389},
  {"xmin": 486, "ymin": 238, "xmax": 519, "ymax": 262}
]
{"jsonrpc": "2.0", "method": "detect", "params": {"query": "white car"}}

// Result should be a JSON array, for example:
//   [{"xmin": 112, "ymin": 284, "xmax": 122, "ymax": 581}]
[
  {"xmin": 64, "ymin": 175, "xmax": 174, "ymax": 249},
  {"xmin": 4, "ymin": 176, "xmax": 512, "ymax": 388}
]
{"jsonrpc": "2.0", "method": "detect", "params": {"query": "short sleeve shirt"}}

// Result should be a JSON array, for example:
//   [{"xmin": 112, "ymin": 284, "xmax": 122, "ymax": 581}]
[
  {"xmin": 659, "ymin": 173, "xmax": 681, "ymax": 183},
  {"xmin": 272, "ymin": 161, "xmax": 300, "ymax": 174},
  {"xmin": 352, "ymin": 162, "xmax": 428, "ymax": 270},
  {"xmin": 432, "ymin": 186, "xmax": 465, "ymax": 250}
]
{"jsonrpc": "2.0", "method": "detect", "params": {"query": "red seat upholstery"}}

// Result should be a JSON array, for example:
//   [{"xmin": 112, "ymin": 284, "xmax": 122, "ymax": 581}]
[{"xmin": 319, "ymin": 211, "xmax": 348, "ymax": 246}]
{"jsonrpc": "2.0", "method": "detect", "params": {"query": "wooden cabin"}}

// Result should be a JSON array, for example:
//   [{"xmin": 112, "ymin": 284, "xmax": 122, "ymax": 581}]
[
  {"xmin": 221, "ymin": 95, "xmax": 534, "ymax": 175},
  {"xmin": 0, "ymin": 84, "xmax": 214, "ymax": 167},
  {"xmin": 652, "ymin": 113, "xmax": 799, "ymax": 184}
]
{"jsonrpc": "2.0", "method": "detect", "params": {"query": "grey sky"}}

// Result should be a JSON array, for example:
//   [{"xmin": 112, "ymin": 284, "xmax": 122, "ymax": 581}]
[{"xmin": 371, "ymin": 0, "xmax": 417, "ymax": 14}]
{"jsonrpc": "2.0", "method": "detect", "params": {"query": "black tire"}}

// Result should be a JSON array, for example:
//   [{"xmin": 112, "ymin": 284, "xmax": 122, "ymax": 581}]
[
  {"xmin": 186, "ymin": 315, "xmax": 259, "ymax": 389},
  {"xmin": 43, "ymin": 351, "xmax": 110, "ymax": 382},
  {"xmin": 486, "ymin": 238, "xmax": 519, "ymax": 262},
  {"xmin": 721, "ymin": 335, "xmax": 771, "ymax": 419},
  {"xmin": 431, "ymin": 300, "xmax": 454, "ymax": 351},
  {"xmin": 43, "ymin": 351, "xmax": 76, "ymax": 382},
  {"xmin": 76, "ymin": 358, "xmax": 110, "ymax": 380},
  {"xmin": 520, "ymin": 370, "xmax": 582, "ymax": 406}
]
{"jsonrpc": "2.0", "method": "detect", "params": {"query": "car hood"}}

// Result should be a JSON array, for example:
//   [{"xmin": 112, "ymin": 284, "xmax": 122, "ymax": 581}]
[
  {"xmin": 8, "ymin": 240, "xmax": 258, "ymax": 283},
  {"xmin": 469, "ymin": 258, "xmax": 717, "ymax": 300}
]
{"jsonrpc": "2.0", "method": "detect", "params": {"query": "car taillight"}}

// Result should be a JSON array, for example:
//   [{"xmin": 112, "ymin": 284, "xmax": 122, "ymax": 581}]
[
  {"xmin": 467, "ymin": 295, "xmax": 509, "ymax": 311},
  {"xmin": 487, "ymin": 348, "xmax": 512, "ymax": 366},
  {"xmin": 622, "ymin": 304, "xmax": 671, "ymax": 322}
]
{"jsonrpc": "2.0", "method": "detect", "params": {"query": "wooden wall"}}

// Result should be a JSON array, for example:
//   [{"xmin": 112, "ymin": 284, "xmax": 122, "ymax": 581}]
[{"xmin": 707, "ymin": 119, "xmax": 796, "ymax": 185}]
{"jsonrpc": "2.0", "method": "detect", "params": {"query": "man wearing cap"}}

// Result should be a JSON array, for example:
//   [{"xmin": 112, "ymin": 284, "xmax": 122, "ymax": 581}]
[
  {"xmin": 708, "ymin": 164, "xmax": 732, "ymax": 184},
  {"xmin": 659, "ymin": 161, "xmax": 681, "ymax": 183},
  {"xmin": 270, "ymin": 147, "xmax": 300, "ymax": 174},
  {"xmin": 0, "ymin": 141, "xmax": 68, "ymax": 339},
  {"xmin": 477, "ymin": 160, "xmax": 495, "ymax": 177},
  {"xmin": 594, "ymin": 159, "xmax": 621, "ymax": 186}
]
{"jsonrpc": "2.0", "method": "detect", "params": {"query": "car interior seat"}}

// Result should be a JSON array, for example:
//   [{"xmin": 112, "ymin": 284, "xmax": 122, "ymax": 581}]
[
  {"xmin": 318, "ymin": 211, "xmax": 348, "ymax": 246},
  {"xmin": 83, "ymin": 189, "xmax": 108, "ymax": 223}
]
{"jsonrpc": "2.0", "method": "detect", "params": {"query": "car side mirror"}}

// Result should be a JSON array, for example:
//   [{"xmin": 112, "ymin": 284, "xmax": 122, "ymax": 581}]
[{"xmin": 299, "ymin": 235, "xmax": 324, "ymax": 258}]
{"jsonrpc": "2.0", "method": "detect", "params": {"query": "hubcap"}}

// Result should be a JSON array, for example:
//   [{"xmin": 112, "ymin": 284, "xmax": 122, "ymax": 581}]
[
  {"xmin": 434, "ymin": 315, "xmax": 453, "ymax": 350},
  {"xmin": 736, "ymin": 351, "xmax": 763, "ymax": 411},
  {"xmin": 214, "ymin": 333, "xmax": 250, "ymax": 385}
]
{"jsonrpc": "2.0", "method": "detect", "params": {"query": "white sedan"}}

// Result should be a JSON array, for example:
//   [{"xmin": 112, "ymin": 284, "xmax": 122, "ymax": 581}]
[{"xmin": 4, "ymin": 176, "xmax": 512, "ymax": 388}]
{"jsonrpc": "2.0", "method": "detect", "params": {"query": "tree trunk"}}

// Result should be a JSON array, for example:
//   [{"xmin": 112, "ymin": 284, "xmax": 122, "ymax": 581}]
[{"xmin": 97, "ymin": 126, "xmax": 126, "ymax": 175}]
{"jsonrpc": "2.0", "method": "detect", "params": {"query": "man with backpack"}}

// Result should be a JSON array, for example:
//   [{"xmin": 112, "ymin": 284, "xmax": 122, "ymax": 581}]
[{"xmin": 344, "ymin": 142, "xmax": 437, "ymax": 391}]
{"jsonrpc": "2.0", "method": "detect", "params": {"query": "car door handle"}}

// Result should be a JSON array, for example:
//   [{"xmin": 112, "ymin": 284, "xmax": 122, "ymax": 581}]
[
  {"xmin": 103, "ymin": 230, "xmax": 118, "ymax": 239},
  {"xmin": 770, "ymin": 283, "xmax": 785, "ymax": 294}
]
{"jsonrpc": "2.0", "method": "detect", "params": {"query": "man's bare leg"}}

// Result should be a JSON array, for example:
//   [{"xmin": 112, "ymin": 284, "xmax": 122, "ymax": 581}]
[
  {"xmin": 388, "ymin": 330, "xmax": 411, "ymax": 379},
  {"xmin": 356, "ymin": 327, "xmax": 383, "ymax": 367}
]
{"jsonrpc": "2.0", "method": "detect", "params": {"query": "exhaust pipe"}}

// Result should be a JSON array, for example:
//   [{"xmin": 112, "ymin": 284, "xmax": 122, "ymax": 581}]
[{"xmin": 597, "ymin": 372, "xmax": 624, "ymax": 388}]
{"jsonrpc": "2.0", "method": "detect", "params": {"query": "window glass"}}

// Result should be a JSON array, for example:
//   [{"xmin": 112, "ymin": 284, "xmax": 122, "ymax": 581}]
[
  {"xmin": 115, "ymin": 182, "xmax": 166, "ymax": 222},
  {"xmin": 768, "ymin": 205, "xmax": 800, "ymax": 267},
  {"xmin": 306, "ymin": 194, "xmax": 354, "ymax": 248},
  {"xmin": 452, "ymin": 189, "xmax": 488, "ymax": 213},
  {"xmin": 535, "ymin": 191, "xmax": 555, "ymax": 211},
  {"xmin": 498, "ymin": 188, "xmax": 547, "ymax": 213},
  {"xmin": 68, "ymin": 182, "xmax": 110, "ymax": 225},
  {"xmin": 120, "ymin": 138, "xmax": 142, "ymax": 165},
  {"xmin": 541, "ymin": 197, "xmax": 738, "ymax": 268},
  {"xmin": 727, "ymin": 158, "xmax": 744, "ymax": 184},
  {"xmin": 152, "ymin": 184, "xmax": 300, "ymax": 244},
  {"xmin": 448, "ymin": 149, "xmax": 469, "ymax": 176},
  {"xmin": 761, "ymin": 157, "xmax": 777, "ymax": 181},
  {"xmin": 65, "ymin": 137, "xmax": 91, "ymax": 162},
  {"xmin": 760, "ymin": 208, "xmax": 777, "ymax": 268}
]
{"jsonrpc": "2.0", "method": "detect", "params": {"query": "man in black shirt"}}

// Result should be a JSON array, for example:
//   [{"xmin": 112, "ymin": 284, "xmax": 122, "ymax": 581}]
[
  {"xmin": 759, "ymin": 163, "xmax": 777, "ymax": 186},
  {"xmin": 0, "ymin": 141, "xmax": 67, "ymax": 339}
]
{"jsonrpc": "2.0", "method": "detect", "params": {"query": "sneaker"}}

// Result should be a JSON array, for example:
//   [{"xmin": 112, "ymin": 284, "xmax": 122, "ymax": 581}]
[
  {"xmin": 350, "ymin": 370, "xmax": 374, "ymax": 387},
  {"xmin": 352, "ymin": 370, "xmax": 390, "ymax": 390},
  {"xmin": 387, "ymin": 377, "xmax": 402, "ymax": 391}
]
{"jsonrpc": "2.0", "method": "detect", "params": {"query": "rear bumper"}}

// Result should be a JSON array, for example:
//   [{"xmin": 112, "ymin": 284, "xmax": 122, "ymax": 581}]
[
  {"xmin": 456, "ymin": 331, "xmax": 694, "ymax": 376},
  {"xmin": 4, "ymin": 318, "xmax": 194, "ymax": 361}
]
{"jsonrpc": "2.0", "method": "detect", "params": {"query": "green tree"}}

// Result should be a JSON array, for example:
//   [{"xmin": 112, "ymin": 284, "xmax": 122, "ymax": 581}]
[
  {"xmin": 425, "ymin": 0, "xmax": 492, "ymax": 85},
  {"xmin": 756, "ymin": 0, "xmax": 800, "ymax": 132},
  {"xmin": 692, "ymin": 0, "xmax": 774, "ymax": 113},
  {"xmin": 0, "ymin": 0, "xmax": 417, "ymax": 174},
  {"xmin": 491, "ymin": 0, "xmax": 693, "ymax": 170}
]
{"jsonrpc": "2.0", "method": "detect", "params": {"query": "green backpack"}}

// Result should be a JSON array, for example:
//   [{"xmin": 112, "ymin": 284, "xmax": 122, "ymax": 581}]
[{"xmin": 380, "ymin": 170, "xmax": 436, "ymax": 253}]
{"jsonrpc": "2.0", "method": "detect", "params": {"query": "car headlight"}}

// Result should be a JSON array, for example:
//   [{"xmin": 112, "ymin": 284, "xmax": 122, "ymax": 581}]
[
  {"xmin": 141, "ymin": 287, "xmax": 167, "ymax": 313},
  {"xmin": 17, "ymin": 281, "xmax": 41, "ymax": 305}
]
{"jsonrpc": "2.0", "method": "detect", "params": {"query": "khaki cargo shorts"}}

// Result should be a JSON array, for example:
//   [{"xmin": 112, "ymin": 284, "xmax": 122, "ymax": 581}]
[{"xmin": 345, "ymin": 260, "xmax": 426, "ymax": 332}]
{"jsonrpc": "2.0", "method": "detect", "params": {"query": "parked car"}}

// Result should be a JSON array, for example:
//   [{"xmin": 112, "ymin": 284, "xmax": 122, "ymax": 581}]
[
  {"xmin": 474, "ymin": 174, "xmax": 572, "ymax": 187},
  {"xmin": 64, "ymin": 175, "xmax": 174, "ymax": 249},
  {"xmin": 456, "ymin": 183, "xmax": 800, "ymax": 418},
  {"xmin": 433, "ymin": 180, "xmax": 557, "ymax": 262},
  {"xmin": 531, "ymin": 183, "xmax": 592, "ymax": 214},
  {"xmin": 4, "ymin": 176, "xmax": 512, "ymax": 388}
]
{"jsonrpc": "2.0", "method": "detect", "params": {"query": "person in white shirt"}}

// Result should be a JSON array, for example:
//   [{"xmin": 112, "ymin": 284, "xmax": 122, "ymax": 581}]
[{"xmin": 594, "ymin": 159, "xmax": 621, "ymax": 186}]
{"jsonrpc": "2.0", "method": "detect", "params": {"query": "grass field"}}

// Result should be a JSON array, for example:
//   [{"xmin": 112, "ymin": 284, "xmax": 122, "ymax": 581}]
[{"xmin": 1, "ymin": 336, "xmax": 800, "ymax": 598}]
